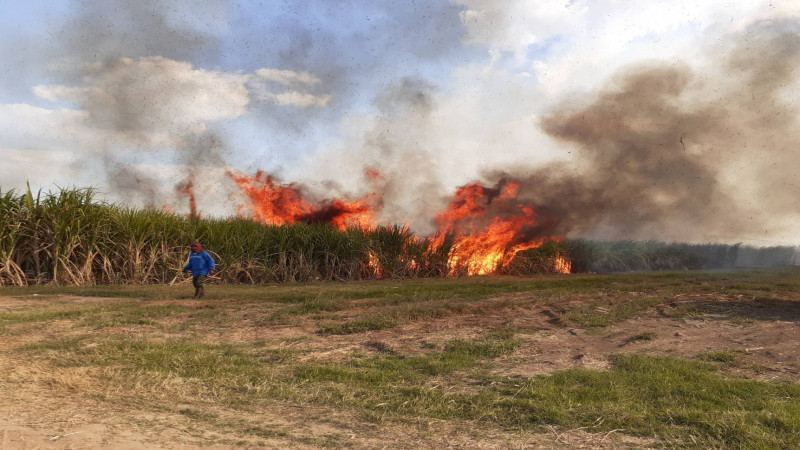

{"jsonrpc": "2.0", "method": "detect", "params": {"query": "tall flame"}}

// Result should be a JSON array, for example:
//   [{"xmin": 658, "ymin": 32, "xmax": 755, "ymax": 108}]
[
  {"xmin": 227, "ymin": 170, "xmax": 378, "ymax": 231},
  {"xmin": 228, "ymin": 170, "xmax": 570, "ymax": 275},
  {"xmin": 555, "ymin": 255, "xmax": 572, "ymax": 274},
  {"xmin": 433, "ymin": 181, "xmax": 555, "ymax": 275},
  {"xmin": 176, "ymin": 179, "xmax": 199, "ymax": 220}
]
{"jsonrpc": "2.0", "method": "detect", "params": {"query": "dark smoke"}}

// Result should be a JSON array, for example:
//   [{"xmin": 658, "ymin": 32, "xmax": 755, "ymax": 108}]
[
  {"xmin": 233, "ymin": 0, "xmax": 469, "ymax": 133},
  {"xmin": 358, "ymin": 78, "xmax": 448, "ymax": 232},
  {"xmin": 175, "ymin": 133, "xmax": 228, "ymax": 216},
  {"xmin": 50, "ymin": 1, "xmax": 236, "ymax": 212},
  {"xmin": 296, "ymin": 201, "xmax": 370, "ymax": 225},
  {"xmin": 36, "ymin": 0, "xmax": 470, "ymax": 216},
  {"xmin": 483, "ymin": 20, "xmax": 800, "ymax": 243},
  {"xmin": 104, "ymin": 162, "xmax": 161, "ymax": 210},
  {"xmin": 62, "ymin": 0, "xmax": 227, "ymax": 67}
]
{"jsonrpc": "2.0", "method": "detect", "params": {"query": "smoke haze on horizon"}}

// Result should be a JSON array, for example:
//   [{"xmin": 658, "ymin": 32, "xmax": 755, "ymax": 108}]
[{"xmin": 1, "ymin": 1, "xmax": 800, "ymax": 245}]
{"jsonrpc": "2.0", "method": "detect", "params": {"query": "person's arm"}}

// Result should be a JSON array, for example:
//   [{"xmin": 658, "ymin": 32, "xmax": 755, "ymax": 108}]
[
  {"xmin": 204, "ymin": 252, "xmax": 216, "ymax": 274},
  {"xmin": 183, "ymin": 258, "xmax": 191, "ymax": 273}
]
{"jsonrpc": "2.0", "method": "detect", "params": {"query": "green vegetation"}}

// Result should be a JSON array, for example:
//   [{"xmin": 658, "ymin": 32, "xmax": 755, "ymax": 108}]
[
  {"xmin": 0, "ymin": 187, "xmax": 455, "ymax": 285},
  {"xmin": 3, "ymin": 270, "xmax": 800, "ymax": 446},
  {"xmin": 627, "ymin": 332, "xmax": 657, "ymax": 342},
  {"xmin": 561, "ymin": 239, "xmax": 797, "ymax": 273},
  {"xmin": 697, "ymin": 350, "xmax": 743, "ymax": 363},
  {"xmin": 493, "ymin": 354, "xmax": 800, "ymax": 447},
  {"xmin": 14, "ymin": 328, "xmax": 800, "ymax": 447},
  {"xmin": 565, "ymin": 296, "xmax": 661, "ymax": 328},
  {"xmin": 20, "ymin": 328, "xmax": 800, "ymax": 448},
  {"xmin": 662, "ymin": 303, "xmax": 706, "ymax": 318},
  {"xmin": 0, "ymin": 186, "xmax": 796, "ymax": 285}
]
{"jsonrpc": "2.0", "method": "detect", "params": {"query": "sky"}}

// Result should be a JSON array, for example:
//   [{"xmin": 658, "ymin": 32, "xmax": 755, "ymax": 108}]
[{"xmin": 1, "ymin": 0, "xmax": 800, "ymax": 244}]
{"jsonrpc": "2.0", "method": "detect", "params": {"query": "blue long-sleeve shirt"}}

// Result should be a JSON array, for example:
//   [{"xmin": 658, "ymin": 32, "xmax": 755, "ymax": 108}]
[{"xmin": 184, "ymin": 251, "xmax": 215, "ymax": 276}]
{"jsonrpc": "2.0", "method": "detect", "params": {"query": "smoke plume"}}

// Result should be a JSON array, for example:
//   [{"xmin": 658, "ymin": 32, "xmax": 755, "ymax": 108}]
[
  {"xmin": 6, "ymin": 2, "xmax": 800, "ymax": 245},
  {"xmin": 480, "ymin": 20, "xmax": 800, "ymax": 242}
]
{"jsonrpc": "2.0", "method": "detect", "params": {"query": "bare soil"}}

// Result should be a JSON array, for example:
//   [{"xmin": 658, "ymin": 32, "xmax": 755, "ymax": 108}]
[{"xmin": 1, "ymin": 285, "xmax": 799, "ymax": 449}]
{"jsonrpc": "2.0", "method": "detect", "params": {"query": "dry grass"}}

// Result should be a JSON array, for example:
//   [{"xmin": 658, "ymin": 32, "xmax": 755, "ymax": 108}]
[{"xmin": 1, "ymin": 268, "xmax": 800, "ymax": 448}]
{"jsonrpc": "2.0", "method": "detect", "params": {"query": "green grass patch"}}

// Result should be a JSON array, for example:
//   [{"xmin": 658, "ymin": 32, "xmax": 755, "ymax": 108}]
[
  {"xmin": 488, "ymin": 353, "xmax": 800, "ymax": 447},
  {"xmin": 291, "ymin": 351, "xmax": 800, "ymax": 447},
  {"xmin": 697, "ymin": 350, "xmax": 743, "ymax": 363},
  {"xmin": 19, "ymin": 338, "xmax": 272, "ymax": 385},
  {"xmin": 627, "ymin": 332, "xmax": 657, "ymax": 342},
  {"xmin": 5, "ymin": 269, "xmax": 800, "ymax": 447},
  {"xmin": 565, "ymin": 296, "xmax": 661, "ymax": 328},
  {"xmin": 0, "ymin": 300, "xmax": 202, "ymax": 333},
  {"xmin": 12, "ymin": 300, "xmax": 800, "ymax": 449},
  {"xmin": 315, "ymin": 295, "xmax": 530, "ymax": 335},
  {"xmin": 317, "ymin": 316, "xmax": 399, "ymax": 335},
  {"xmin": 284, "ymin": 296, "xmax": 350, "ymax": 315},
  {"xmin": 0, "ymin": 305, "xmax": 99, "ymax": 327},
  {"xmin": 4, "ymin": 268, "xmax": 799, "ymax": 307},
  {"xmin": 78, "ymin": 303, "xmax": 191, "ymax": 329},
  {"xmin": 315, "ymin": 301, "xmax": 470, "ymax": 335},
  {"xmin": 19, "ymin": 335, "xmax": 89, "ymax": 352},
  {"xmin": 292, "ymin": 336, "xmax": 521, "ymax": 418},
  {"xmin": 662, "ymin": 303, "xmax": 706, "ymax": 318},
  {"xmin": 178, "ymin": 408, "xmax": 219, "ymax": 421},
  {"xmin": 729, "ymin": 317, "xmax": 755, "ymax": 326}
]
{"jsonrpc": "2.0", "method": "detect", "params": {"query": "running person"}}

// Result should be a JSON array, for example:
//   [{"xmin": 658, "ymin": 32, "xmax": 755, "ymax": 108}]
[{"xmin": 183, "ymin": 242, "xmax": 215, "ymax": 298}]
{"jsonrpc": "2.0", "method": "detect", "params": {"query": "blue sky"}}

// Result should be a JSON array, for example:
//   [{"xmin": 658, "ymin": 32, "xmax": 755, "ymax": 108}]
[{"xmin": 1, "ymin": 0, "xmax": 800, "ymax": 243}]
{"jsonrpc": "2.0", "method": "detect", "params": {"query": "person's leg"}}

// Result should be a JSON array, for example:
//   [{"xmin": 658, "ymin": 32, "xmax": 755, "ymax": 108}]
[
  {"xmin": 192, "ymin": 276, "xmax": 202, "ymax": 298},
  {"xmin": 196, "ymin": 275, "xmax": 207, "ymax": 298}
]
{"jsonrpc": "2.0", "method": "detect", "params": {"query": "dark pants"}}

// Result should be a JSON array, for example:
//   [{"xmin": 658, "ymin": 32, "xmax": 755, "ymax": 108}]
[
  {"xmin": 192, "ymin": 275, "xmax": 207, "ymax": 298},
  {"xmin": 192, "ymin": 275, "xmax": 207, "ymax": 289}
]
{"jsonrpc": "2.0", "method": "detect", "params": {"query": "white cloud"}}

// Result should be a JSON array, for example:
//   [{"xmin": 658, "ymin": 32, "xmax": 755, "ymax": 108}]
[
  {"xmin": 0, "ymin": 103, "xmax": 93, "ymax": 149},
  {"xmin": 250, "ymin": 68, "xmax": 332, "ymax": 108},
  {"xmin": 425, "ymin": 0, "xmax": 800, "ymax": 181},
  {"xmin": 455, "ymin": 0, "xmax": 577, "ymax": 60},
  {"xmin": 31, "ymin": 84, "xmax": 86, "ymax": 103},
  {"xmin": 453, "ymin": 0, "xmax": 800, "ymax": 99},
  {"xmin": 293, "ymin": 2, "xmax": 800, "ymax": 238},
  {"xmin": 2, "ymin": 55, "xmax": 334, "ymax": 213},
  {"xmin": 255, "ymin": 68, "xmax": 322, "ymax": 86},
  {"xmin": 0, "ymin": 104, "xmax": 94, "ymax": 190},
  {"xmin": 32, "ymin": 57, "xmax": 252, "ymax": 146},
  {"xmin": 259, "ymin": 90, "xmax": 333, "ymax": 108},
  {"xmin": 29, "ymin": 56, "xmax": 334, "ymax": 149}
]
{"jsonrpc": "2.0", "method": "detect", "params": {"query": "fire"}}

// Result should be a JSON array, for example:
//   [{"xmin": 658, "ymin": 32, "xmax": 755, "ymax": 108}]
[
  {"xmin": 227, "ymin": 170, "xmax": 378, "ymax": 231},
  {"xmin": 367, "ymin": 251, "xmax": 383, "ymax": 278},
  {"xmin": 433, "ymin": 180, "xmax": 560, "ymax": 275},
  {"xmin": 555, "ymin": 255, "xmax": 572, "ymax": 274},
  {"xmin": 364, "ymin": 167, "xmax": 384, "ymax": 181},
  {"xmin": 228, "ymin": 170, "xmax": 570, "ymax": 276},
  {"xmin": 176, "ymin": 179, "xmax": 199, "ymax": 219}
]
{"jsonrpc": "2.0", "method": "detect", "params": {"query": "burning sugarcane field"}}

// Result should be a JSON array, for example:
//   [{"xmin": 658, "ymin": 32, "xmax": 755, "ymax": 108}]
[{"xmin": 2, "ymin": 1, "xmax": 800, "ymax": 448}]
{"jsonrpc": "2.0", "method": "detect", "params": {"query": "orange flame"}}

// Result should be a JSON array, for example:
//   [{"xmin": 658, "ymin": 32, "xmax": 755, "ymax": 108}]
[
  {"xmin": 176, "ymin": 179, "xmax": 199, "ymax": 219},
  {"xmin": 367, "ymin": 251, "xmax": 383, "ymax": 278},
  {"xmin": 364, "ymin": 167, "xmax": 384, "ymax": 181},
  {"xmin": 432, "ymin": 181, "xmax": 560, "ymax": 275},
  {"xmin": 228, "ymin": 170, "xmax": 570, "ymax": 276},
  {"xmin": 227, "ymin": 170, "xmax": 378, "ymax": 231},
  {"xmin": 227, "ymin": 170, "xmax": 313, "ymax": 225},
  {"xmin": 555, "ymin": 255, "xmax": 572, "ymax": 274}
]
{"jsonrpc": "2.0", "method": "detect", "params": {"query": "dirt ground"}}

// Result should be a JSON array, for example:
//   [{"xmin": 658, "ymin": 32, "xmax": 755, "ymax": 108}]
[{"xmin": 1, "ymin": 287, "xmax": 798, "ymax": 449}]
